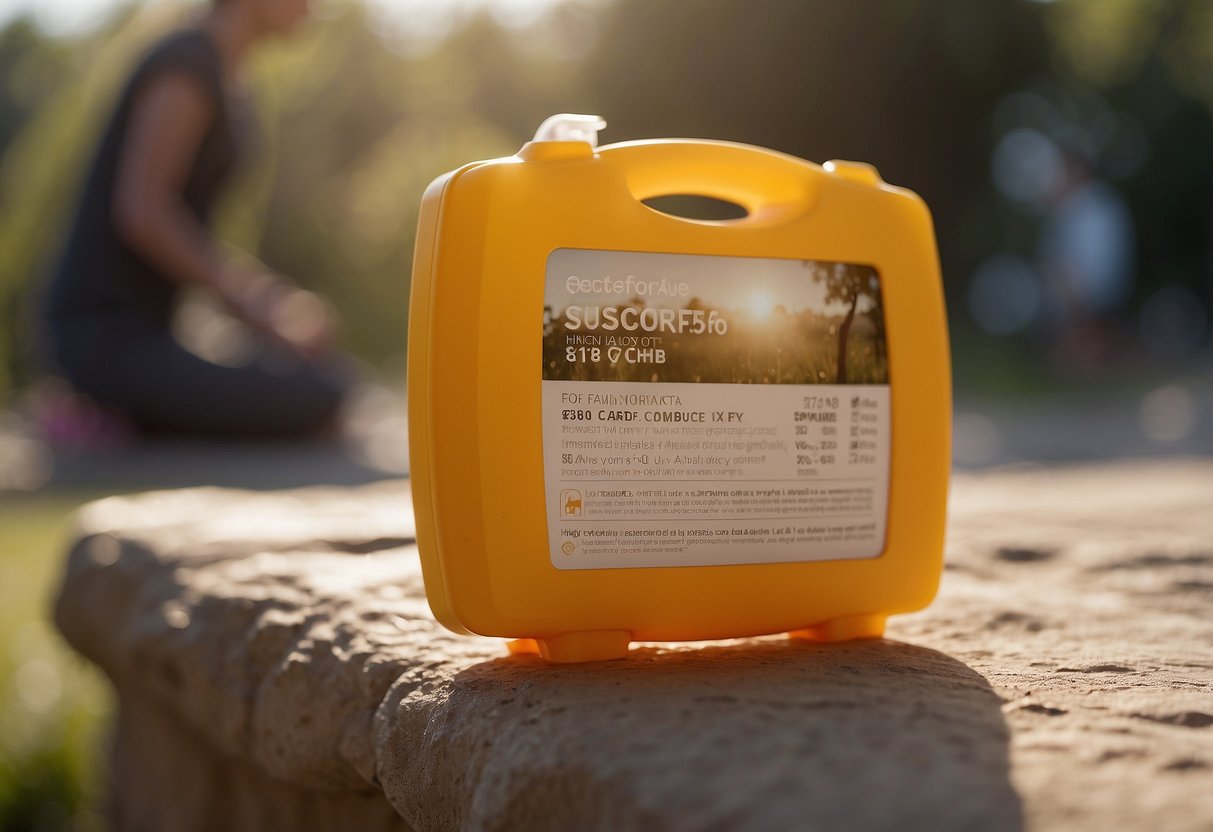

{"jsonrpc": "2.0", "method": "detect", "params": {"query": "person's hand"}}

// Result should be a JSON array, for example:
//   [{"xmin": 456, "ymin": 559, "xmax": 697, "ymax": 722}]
[
  {"xmin": 264, "ymin": 286, "xmax": 338, "ymax": 356},
  {"xmin": 213, "ymin": 259, "xmax": 338, "ymax": 356}
]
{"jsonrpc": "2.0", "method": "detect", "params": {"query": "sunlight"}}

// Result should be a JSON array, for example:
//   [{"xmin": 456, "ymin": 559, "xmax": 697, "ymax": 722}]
[
  {"xmin": 746, "ymin": 290, "xmax": 776, "ymax": 320},
  {"xmin": 0, "ymin": 0, "xmax": 568, "ymax": 37}
]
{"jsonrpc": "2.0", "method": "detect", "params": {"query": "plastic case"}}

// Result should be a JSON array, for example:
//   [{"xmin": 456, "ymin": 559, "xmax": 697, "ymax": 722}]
[{"xmin": 408, "ymin": 115, "xmax": 950, "ymax": 662}]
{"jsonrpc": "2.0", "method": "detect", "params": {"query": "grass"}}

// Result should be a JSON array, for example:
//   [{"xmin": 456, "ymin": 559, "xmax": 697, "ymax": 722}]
[{"xmin": 0, "ymin": 491, "xmax": 115, "ymax": 832}]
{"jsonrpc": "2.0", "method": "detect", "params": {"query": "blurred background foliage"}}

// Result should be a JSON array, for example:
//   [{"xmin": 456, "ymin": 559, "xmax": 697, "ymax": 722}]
[
  {"xmin": 0, "ymin": 0, "xmax": 1210, "ymax": 828},
  {"xmin": 0, "ymin": 0, "xmax": 1208, "ymax": 405}
]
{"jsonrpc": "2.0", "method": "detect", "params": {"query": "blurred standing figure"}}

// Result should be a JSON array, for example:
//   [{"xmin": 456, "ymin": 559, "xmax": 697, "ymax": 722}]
[
  {"xmin": 1037, "ymin": 151, "xmax": 1136, "ymax": 370},
  {"xmin": 41, "ymin": 0, "xmax": 350, "ymax": 437}
]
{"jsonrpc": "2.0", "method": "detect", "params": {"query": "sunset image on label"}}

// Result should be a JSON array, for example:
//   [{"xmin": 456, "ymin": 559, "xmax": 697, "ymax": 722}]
[{"xmin": 543, "ymin": 249, "xmax": 888, "ymax": 386}]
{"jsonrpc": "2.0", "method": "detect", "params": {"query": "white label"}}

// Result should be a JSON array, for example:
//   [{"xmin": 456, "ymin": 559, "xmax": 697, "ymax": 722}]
[{"xmin": 541, "ymin": 248, "xmax": 891, "ymax": 570}]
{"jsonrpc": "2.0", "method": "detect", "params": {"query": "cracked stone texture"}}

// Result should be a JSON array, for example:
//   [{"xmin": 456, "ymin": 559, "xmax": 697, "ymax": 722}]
[{"xmin": 53, "ymin": 460, "xmax": 1213, "ymax": 831}]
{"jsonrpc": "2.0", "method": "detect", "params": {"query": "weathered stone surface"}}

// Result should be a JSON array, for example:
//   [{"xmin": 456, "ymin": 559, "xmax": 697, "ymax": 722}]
[
  {"xmin": 110, "ymin": 686, "xmax": 411, "ymax": 832},
  {"xmin": 53, "ymin": 461, "xmax": 1213, "ymax": 831}
]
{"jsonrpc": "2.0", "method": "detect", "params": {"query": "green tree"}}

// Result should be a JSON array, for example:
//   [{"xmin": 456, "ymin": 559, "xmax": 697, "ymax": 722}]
[{"xmin": 812, "ymin": 264, "xmax": 879, "ymax": 384}]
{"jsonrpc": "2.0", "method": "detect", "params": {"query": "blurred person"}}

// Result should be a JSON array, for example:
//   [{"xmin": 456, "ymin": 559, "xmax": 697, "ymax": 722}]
[
  {"xmin": 1037, "ymin": 149, "xmax": 1136, "ymax": 370},
  {"xmin": 39, "ymin": 0, "xmax": 352, "ymax": 439}
]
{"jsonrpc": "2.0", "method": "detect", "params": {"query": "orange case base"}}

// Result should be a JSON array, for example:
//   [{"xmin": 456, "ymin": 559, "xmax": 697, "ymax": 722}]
[{"xmin": 506, "ymin": 615, "xmax": 888, "ymax": 664}]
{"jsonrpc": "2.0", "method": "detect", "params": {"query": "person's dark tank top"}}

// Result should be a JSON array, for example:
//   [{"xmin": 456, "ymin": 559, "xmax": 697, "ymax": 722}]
[{"xmin": 45, "ymin": 27, "xmax": 245, "ymax": 331}]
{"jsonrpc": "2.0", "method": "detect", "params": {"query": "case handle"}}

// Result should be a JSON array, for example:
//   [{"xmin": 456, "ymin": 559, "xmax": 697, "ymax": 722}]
[{"xmin": 596, "ymin": 139, "xmax": 822, "ymax": 221}]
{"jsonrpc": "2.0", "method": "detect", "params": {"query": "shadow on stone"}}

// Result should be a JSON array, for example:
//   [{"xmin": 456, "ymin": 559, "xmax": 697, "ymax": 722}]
[{"xmin": 381, "ymin": 638, "xmax": 1023, "ymax": 832}]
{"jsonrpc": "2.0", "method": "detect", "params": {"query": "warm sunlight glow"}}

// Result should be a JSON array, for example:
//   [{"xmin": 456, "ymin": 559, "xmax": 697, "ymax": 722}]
[{"xmin": 747, "ymin": 290, "xmax": 776, "ymax": 320}]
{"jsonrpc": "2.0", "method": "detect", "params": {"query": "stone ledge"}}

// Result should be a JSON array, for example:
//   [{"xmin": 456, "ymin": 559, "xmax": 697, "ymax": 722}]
[{"xmin": 53, "ymin": 461, "xmax": 1213, "ymax": 831}]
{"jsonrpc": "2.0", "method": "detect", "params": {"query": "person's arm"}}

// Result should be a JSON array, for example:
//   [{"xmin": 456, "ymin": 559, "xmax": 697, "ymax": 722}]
[
  {"xmin": 112, "ymin": 71, "xmax": 335, "ymax": 354},
  {"xmin": 112, "ymin": 70, "xmax": 225, "ymax": 289}
]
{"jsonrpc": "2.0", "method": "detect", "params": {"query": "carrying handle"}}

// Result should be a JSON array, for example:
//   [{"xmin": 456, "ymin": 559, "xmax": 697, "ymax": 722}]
[{"xmin": 596, "ymin": 139, "xmax": 822, "ymax": 222}]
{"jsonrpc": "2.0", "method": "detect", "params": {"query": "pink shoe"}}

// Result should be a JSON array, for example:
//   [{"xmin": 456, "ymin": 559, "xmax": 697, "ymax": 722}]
[{"xmin": 28, "ymin": 379, "xmax": 136, "ymax": 452}]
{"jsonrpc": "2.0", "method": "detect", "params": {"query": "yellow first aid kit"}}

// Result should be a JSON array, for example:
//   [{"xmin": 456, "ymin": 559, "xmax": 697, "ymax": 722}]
[{"xmin": 408, "ymin": 114, "xmax": 950, "ymax": 662}]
